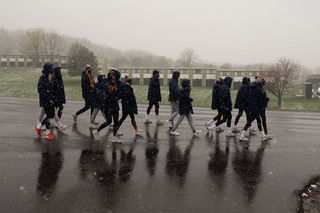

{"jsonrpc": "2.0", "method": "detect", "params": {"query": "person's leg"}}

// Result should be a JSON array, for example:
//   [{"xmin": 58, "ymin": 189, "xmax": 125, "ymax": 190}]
[
  {"xmin": 112, "ymin": 112, "xmax": 119, "ymax": 136},
  {"xmin": 169, "ymin": 101, "xmax": 179, "ymax": 124},
  {"xmin": 185, "ymin": 113, "xmax": 196, "ymax": 132},
  {"xmin": 240, "ymin": 114, "xmax": 256, "ymax": 139},
  {"xmin": 37, "ymin": 107, "xmax": 45, "ymax": 126},
  {"xmin": 210, "ymin": 112, "xmax": 228, "ymax": 130},
  {"xmin": 53, "ymin": 107, "xmax": 60, "ymax": 123},
  {"xmin": 97, "ymin": 109, "xmax": 112, "ymax": 132},
  {"xmin": 76, "ymin": 97, "xmax": 91, "ymax": 116},
  {"xmin": 171, "ymin": 114, "xmax": 186, "ymax": 132},
  {"xmin": 234, "ymin": 109, "xmax": 243, "ymax": 128},
  {"xmin": 145, "ymin": 101, "xmax": 154, "ymax": 121},
  {"xmin": 57, "ymin": 104, "xmax": 64, "ymax": 119},
  {"xmin": 260, "ymin": 113, "xmax": 267, "ymax": 133},
  {"xmin": 129, "ymin": 113, "xmax": 138, "ymax": 131},
  {"xmin": 90, "ymin": 108, "xmax": 100, "ymax": 124},
  {"xmin": 40, "ymin": 107, "xmax": 55, "ymax": 137},
  {"xmin": 118, "ymin": 113, "xmax": 129, "ymax": 129},
  {"xmin": 226, "ymin": 111, "xmax": 233, "ymax": 134}
]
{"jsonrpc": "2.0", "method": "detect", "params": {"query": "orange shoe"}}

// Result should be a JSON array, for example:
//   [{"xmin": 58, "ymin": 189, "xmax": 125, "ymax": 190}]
[
  {"xmin": 33, "ymin": 126, "xmax": 41, "ymax": 136},
  {"xmin": 45, "ymin": 133, "xmax": 55, "ymax": 139}
]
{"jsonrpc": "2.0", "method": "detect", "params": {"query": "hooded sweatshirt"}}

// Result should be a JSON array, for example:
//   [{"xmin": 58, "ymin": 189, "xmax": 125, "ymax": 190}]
[
  {"xmin": 178, "ymin": 79, "xmax": 194, "ymax": 115},
  {"xmin": 168, "ymin": 71, "xmax": 180, "ymax": 102},
  {"xmin": 219, "ymin": 77, "xmax": 233, "ymax": 112},
  {"xmin": 211, "ymin": 80, "xmax": 223, "ymax": 110},
  {"xmin": 53, "ymin": 67, "xmax": 66, "ymax": 106},
  {"xmin": 147, "ymin": 72, "xmax": 161, "ymax": 102},
  {"xmin": 234, "ymin": 77, "xmax": 250, "ymax": 110},
  {"xmin": 38, "ymin": 63, "xmax": 55, "ymax": 108}
]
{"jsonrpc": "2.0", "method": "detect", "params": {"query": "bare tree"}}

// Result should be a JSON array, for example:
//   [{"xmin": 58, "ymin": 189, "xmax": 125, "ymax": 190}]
[
  {"xmin": 260, "ymin": 57, "xmax": 300, "ymax": 108},
  {"xmin": 42, "ymin": 28, "xmax": 66, "ymax": 63},
  {"xmin": 68, "ymin": 42, "xmax": 83, "ymax": 56},
  {"xmin": 177, "ymin": 48, "xmax": 198, "ymax": 67},
  {"xmin": 20, "ymin": 28, "xmax": 44, "ymax": 68}
]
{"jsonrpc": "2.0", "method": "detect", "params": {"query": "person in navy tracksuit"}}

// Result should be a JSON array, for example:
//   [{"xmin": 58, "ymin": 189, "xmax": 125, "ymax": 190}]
[
  {"xmin": 117, "ymin": 75, "xmax": 142, "ymax": 135},
  {"xmin": 89, "ymin": 75, "xmax": 107, "ymax": 128},
  {"xmin": 239, "ymin": 78, "xmax": 268, "ymax": 141},
  {"xmin": 232, "ymin": 77, "xmax": 250, "ymax": 132},
  {"xmin": 170, "ymin": 79, "xmax": 201, "ymax": 136},
  {"xmin": 92, "ymin": 69, "xmax": 123, "ymax": 143},
  {"xmin": 145, "ymin": 70, "xmax": 163, "ymax": 124},
  {"xmin": 72, "ymin": 64, "xmax": 96, "ymax": 126},
  {"xmin": 205, "ymin": 77, "xmax": 224, "ymax": 132},
  {"xmin": 33, "ymin": 63, "xmax": 56, "ymax": 139},
  {"xmin": 166, "ymin": 71, "xmax": 180, "ymax": 127},
  {"xmin": 208, "ymin": 77, "xmax": 235, "ymax": 137}
]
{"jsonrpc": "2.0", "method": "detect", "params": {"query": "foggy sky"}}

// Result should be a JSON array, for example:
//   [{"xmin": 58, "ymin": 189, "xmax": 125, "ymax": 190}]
[{"xmin": 1, "ymin": 0, "xmax": 320, "ymax": 67}]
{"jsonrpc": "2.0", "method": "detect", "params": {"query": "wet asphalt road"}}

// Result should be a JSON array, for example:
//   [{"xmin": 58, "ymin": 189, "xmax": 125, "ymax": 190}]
[{"xmin": 0, "ymin": 96, "xmax": 320, "ymax": 213}]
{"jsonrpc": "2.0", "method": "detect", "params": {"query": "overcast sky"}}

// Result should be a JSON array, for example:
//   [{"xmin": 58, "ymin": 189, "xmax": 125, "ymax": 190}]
[{"xmin": 1, "ymin": 0, "xmax": 320, "ymax": 67}]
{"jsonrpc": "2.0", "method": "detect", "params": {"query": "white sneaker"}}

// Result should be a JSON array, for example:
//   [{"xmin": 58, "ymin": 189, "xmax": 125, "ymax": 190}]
[
  {"xmin": 205, "ymin": 122, "xmax": 209, "ymax": 131},
  {"xmin": 156, "ymin": 120, "xmax": 164, "ymax": 125},
  {"xmin": 136, "ymin": 130, "xmax": 143, "ymax": 135},
  {"xmin": 226, "ymin": 132, "xmax": 235, "ymax": 137},
  {"xmin": 92, "ymin": 130, "xmax": 100, "ymax": 141},
  {"xmin": 72, "ymin": 113, "xmax": 77, "ymax": 122},
  {"xmin": 232, "ymin": 128, "xmax": 240, "ymax": 132},
  {"xmin": 117, "ymin": 132, "xmax": 123, "ymax": 136},
  {"xmin": 266, "ymin": 134, "xmax": 273, "ymax": 138},
  {"xmin": 166, "ymin": 120, "xmax": 173, "ymax": 127},
  {"xmin": 111, "ymin": 137, "xmax": 122, "ymax": 144},
  {"xmin": 170, "ymin": 131, "xmax": 180, "ymax": 136},
  {"xmin": 250, "ymin": 128, "xmax": 257, "ymax": 134},
  {"xmin": 193, "ymin": 130, "xmax": 202, "ymax": 135},
  {"xmin": 57, "ymin": 124, "xmax": 68, "ymax": 131},
  {"xmin": 239, "ymin": 136, "xmax": 249, "ymax": 141},
  {"xmin": 216, "ymin": 127, "xmax": 224, "ymax": 132},
  {"xmin": 209, "ymin": 129, "xmax": 213, "ymax": 137},
  {"xmin": 89, "ymin": 123, "xmax": 98, "ymax": 129},
  {"xmin": 261, "ymin": 136, "xmax": 268, "ymax": 141},
  {"xmin": 144, "ymin": 119, "xmax": 152, "ymax": 124}
]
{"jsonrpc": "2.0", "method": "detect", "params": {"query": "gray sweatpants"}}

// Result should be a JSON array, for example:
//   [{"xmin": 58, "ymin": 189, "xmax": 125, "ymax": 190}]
[
  {"xmin": 169, "ymin": 101, "xmax": 179, "ymax": 123},
  {"xmin": 172, "ymin": 112, "xmax": 196, "ymax": 132},
  {"xmin": 38, "ymin": 107, "xmax": 59, "ymax": 123},
  {"xmin": 90, "ymin": 108, "xmax": 107, "ymax": 124}
]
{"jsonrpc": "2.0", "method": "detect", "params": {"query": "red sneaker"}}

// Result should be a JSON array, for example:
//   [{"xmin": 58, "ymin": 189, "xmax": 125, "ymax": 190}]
[
  {"xmin": 45, "ymin": 133, "xmax": 55, "ymax": 139},
  {"xmin": 33, "ymin": 126, "xmax": 41, "ymax": 136}
]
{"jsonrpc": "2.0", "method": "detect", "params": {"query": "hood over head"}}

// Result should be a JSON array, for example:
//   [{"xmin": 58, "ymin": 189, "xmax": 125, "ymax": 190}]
[
  {"xmin": 182, "ymin": 79, "xmax": 191, "ymax": 88},
  {"xmin": 172, "ymin": 71, "xmax": 180, "ymax": 79},
  {"xmin": 242, "ymin": 77, "xmax": 250, "ymax": 85},
  {"xmin": 224, "ymin": 77, "xmax": 233, "ymax": 87},
  {"xmin": 42, "ymin": 63, "xmax": 54, "ymax": 75},
  {"xmin": 97, "ymin": 75, "xmax": 105, "ymax": 83},
  {"xmin": 108, "ymin": 69, "xmax": 121, "ymax": 81}
]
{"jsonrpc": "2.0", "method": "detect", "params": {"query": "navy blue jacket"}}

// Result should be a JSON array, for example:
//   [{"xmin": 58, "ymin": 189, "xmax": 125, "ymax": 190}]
[
  {"xmin": 102, "ymin": 70, "xmax": 123, "ymax": 113},
  {"xmin": 120, "ymin": 83, "xmax": 138, "ymax": 114},
  {"xmin": 211, "ymin": 81, "xmax": 222, "ymax": 110},
  {"xmin": 93, "ymin": 75, "xmax": 105, "ymax": 109},
  {"xmin": 81, "ymin": 70, "xmax": 94, "ymax": 99},
  {"xmin": 248, "ymin": 83, "xmax": 264, "ymax": 114},
  {"xmin": 53, "ymin": 67, "xmax": 66, "ymax": 106},
  {"xmin": 147, "ymin": 76, "xmax": 161, "ymax": 102},
  {"xmin": 234, "ymin": 77, "xmax": 250, "ymax": 110},
  {"xmin": 38, "ymin": 63, "xmax": 55, "ymax": 108},
  {"xmin": 179, "ymin": 79, "xmax": 193, "ymax": 115},
  {"xmin": 219, "ymin": 77, "xmax": 233, "ymax": 112},
  {"xmin": 168, "ymin": 71, "xmax": 180, "ymax": 102}
]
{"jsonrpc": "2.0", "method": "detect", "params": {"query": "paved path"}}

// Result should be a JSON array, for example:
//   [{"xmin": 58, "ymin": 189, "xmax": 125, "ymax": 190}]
[{"xmin": 1, "ymin": 96, "xmax": 320, "ymax": 212}]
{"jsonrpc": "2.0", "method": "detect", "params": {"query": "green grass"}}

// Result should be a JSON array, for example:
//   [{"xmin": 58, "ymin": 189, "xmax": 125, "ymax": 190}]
[{"xmin": 1, "ymin": 67, "xmax": 319, "ymax": 111}]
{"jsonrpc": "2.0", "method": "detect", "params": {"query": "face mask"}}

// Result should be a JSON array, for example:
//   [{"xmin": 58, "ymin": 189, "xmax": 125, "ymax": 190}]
[{"xmin": 88, "ymin": 69, "xmax": 92, "ymax": 74}]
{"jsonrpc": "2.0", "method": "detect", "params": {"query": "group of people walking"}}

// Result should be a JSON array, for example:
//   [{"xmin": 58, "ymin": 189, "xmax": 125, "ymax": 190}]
[{"xmin": 34, "ymin": 63, "xmax": 272, "ymax": 142}]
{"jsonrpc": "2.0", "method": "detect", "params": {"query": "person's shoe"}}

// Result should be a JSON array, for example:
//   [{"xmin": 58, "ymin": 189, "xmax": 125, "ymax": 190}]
[
  {"xmin": 57, "ymin": 124, "xmax": 68, "ymax": 131},
  {"xmin": 208, "ymin": 129, "xmax": 213, "ymax": 137},
  {"xmin": 166, "ymin": 120, "xmax": 173, "ymax": 127},
  {"xmin": 135, "ymin": 130, "xmax": 143, "ymax": 135},
  {"xmin": 261, "ymin": 136, "xmax": 268, "ymax": 141},
  {"xmin": 249, "ymin": 128, "xmax": 257, "ymax": 134},
  {"xmin": 193, "ymin": 130, "xmax": 202, "ymax": 135},
  {"xmin": 170, "ymin": 131, "xmax": 180, "ymax": 136},
  {"xmin": 33, "ymin": 126, "xmax": 41, "ymax": 136},
  {"xmin": 239, "ymin": 136, "xmax": 249, "ymax": 141},
  {"xmin": 205, "ymin": 122, "xmax": 209, "ymax": 131},
  {"xmin": 156, "ymin": 120, "xmax": 164, "ymax": 125},
  {"xmin": 45, "ymin": 133, "xmax": 55, "ymax": 139},
  {"xmin": 144, "ymin": 119, "xmax": 152, "ymax": 124},
  {"xmin": 72, "ymin": 113, "xmax": 77, "ymax": 122},
  {"xmin": 226, "ymin": 132, "xmax": 236, "ymax": 137},
  {"xmin": 89, "ymin": 123, "xmax": 98, "ymax": 129},
  {"xmin": 92, "ymin": 130, "xmax": 100, "ymax": 141},
  {"xmin": 117, "ymin": 132, "xmax": 123, "ymax": 136},
  {"xmin": 111, "ymin": 137, "xmax": 122, "ymax": 144},
  {"xmin": 232, "ymin": 128, "xmax": 240, "ymax": 132},
  {"xmin": 266, "ymin": 134, "xmax": 273, "ymax": 138},
  {"xmin": 94, "ymin": 121, "xmax": 99, "ymax": 125},
  {"xmin": 216, "ymin": 127, "xmax": 224, "ymax": 132}
]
